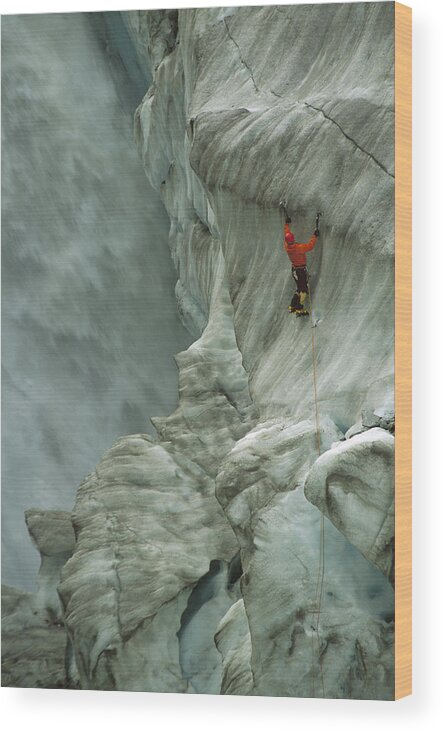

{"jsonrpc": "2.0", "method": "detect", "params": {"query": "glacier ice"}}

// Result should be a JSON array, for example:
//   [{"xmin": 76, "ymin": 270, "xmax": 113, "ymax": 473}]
[
  {"xmin": 305, "ymin": 428, "xmax": 395, "ymax": 584},
  {"xmin": 1, "ymin": 10, "xmax": 192, "ymax": 591},
  {"xmin": 2, "ymin": 4, "xmax": 395, "ymax": 699}
]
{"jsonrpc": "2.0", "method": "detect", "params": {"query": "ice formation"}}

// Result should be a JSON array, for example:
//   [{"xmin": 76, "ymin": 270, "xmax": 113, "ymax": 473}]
[{"xmin": 2, "ymin": 4, "xmax": 395, "ymax": 698}]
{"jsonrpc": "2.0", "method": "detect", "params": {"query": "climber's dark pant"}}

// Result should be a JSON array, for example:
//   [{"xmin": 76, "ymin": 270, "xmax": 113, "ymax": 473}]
[{"xmin": 290, "ymin": 266, "xmax": 309, "ymax": 310}]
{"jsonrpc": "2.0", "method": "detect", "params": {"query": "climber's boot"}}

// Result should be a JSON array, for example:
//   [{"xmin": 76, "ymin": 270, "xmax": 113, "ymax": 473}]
[{"xmin": 289, "ymin": 305, "xmax": 309, "ymax": 316}]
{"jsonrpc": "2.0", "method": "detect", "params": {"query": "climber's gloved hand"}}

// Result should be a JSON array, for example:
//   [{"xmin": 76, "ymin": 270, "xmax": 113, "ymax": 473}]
[{"xmin": 314, "ymin": 228, "xmax": 320, "ymax": 237}]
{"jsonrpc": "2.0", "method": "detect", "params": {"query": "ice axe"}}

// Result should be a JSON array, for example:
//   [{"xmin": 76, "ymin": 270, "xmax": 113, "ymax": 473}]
[{"xmin": 279, "ymin": 200, "xmax": 290, "ymax": 223}]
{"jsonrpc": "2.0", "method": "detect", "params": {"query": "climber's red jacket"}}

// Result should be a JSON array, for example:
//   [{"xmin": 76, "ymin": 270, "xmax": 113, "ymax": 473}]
[{"xmin": 284, "ymin": 223, "xmax": 318, "ymax": 267}]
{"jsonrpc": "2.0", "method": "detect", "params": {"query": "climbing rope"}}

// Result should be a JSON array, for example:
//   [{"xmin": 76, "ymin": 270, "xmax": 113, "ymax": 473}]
[
  {"xmin": 307, "ymin": 278, "xmax": 326, "ymax": 699},
  {"xmin": 280, "ymin": 203, "xmax": 326, "ymax": 697}
]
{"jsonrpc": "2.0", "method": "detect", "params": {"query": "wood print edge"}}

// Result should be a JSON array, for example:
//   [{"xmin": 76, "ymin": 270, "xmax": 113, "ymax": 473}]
[{"xmin": 394, "ymin": 1, "xmax": 412, "ymax": 701}]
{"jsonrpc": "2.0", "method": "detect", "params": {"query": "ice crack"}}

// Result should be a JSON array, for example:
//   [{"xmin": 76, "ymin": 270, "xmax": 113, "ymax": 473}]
[
  {"xmin": 304, "ymin": 102, "xmax": 394, "ymax": 179},
  {"xmin": 223, "ymin": 19, "xmax": 259, "ymax": 93},
  {"xmin": 221, "ymin": 18, "xmax": 392, "ymax": 181}
]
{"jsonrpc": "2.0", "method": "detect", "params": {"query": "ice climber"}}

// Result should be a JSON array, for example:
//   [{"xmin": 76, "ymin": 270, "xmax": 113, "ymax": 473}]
[{"xmin": 283, "ymin": 211, "xmax": 320, "ymax": 317}]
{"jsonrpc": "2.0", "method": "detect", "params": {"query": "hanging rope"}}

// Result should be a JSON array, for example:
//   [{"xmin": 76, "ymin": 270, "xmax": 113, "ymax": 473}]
[
  {"xmin": 280, "ymin": 204, "xmax": 326, "ymax": 697},
  {"xmin": 307, "ymin": 278, "xmax": 326, "ymax": 699}
]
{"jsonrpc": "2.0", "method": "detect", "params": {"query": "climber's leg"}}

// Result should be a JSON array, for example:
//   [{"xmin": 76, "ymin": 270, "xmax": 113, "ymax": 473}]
[
  {"xmin": 296, "ymin": 267, "xmax": 308, "ymax": 301},
  {"xmin": 289, "ymin": 267, "xmax": 309, "ymax": 314}
]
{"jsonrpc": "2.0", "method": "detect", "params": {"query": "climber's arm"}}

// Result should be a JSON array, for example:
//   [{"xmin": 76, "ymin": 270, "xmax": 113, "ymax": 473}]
[{"xmin": 294, "ymin": 233, "xmax": 318, "ymax": 254}]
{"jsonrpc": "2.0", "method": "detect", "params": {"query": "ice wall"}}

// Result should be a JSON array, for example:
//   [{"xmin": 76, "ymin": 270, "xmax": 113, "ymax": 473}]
[
  {"xmin": 127, "ymin": 3, "xmax": 395, "ymax": 698},
  {"xmin": 132, "ymin": 3, "xmax": 394, "ymax": 429}
]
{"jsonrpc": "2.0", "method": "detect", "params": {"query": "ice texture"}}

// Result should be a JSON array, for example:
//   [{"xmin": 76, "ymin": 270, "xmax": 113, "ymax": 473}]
[
  {"xmin": 305, "ymin": 428, "xmax": 395, "ymax": 584},
  {"xmin": 1, "ymin": 10, "xmax": 191, "ymax": 590}
]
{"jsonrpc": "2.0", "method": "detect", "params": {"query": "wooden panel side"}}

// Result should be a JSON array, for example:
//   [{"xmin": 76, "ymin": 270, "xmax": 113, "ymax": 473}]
[{"xmin": 394, "ymin": 1, "xmax": 412, "ymax": 701}]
